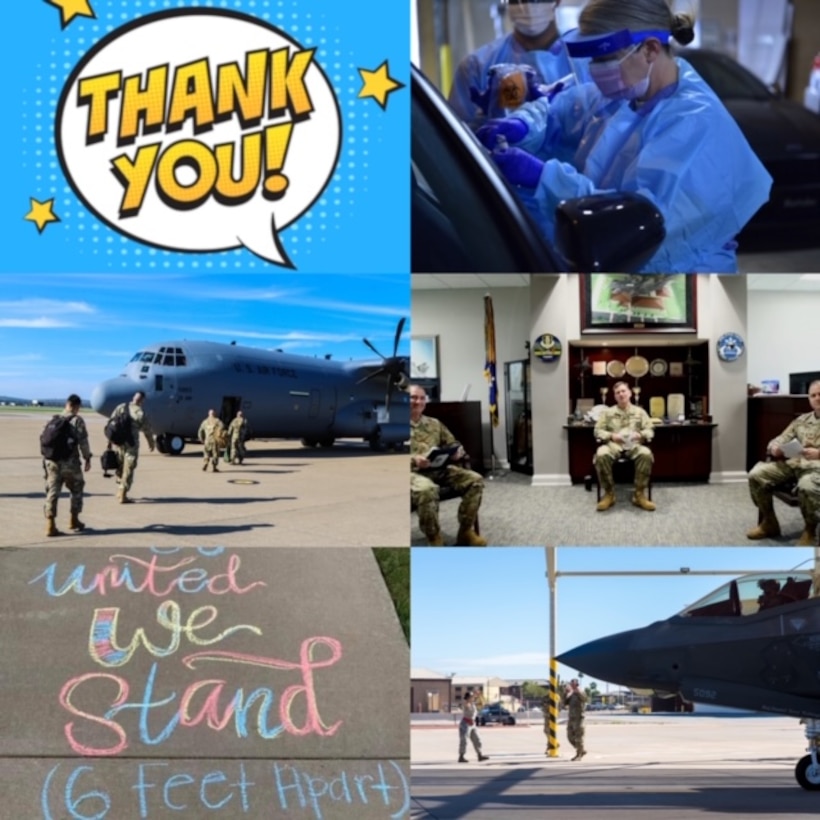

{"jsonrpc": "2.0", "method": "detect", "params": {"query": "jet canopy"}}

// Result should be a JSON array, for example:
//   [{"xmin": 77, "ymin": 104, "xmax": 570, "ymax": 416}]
[{"xmin": 678, "ymin": 571, "xmax": 815, "ymax": 619}]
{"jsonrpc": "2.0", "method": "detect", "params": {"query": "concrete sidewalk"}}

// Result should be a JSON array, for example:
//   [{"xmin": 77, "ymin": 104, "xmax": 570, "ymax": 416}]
[{"xmin": 1, "ymin": 547, "xmax": 410, "ymax": 818}]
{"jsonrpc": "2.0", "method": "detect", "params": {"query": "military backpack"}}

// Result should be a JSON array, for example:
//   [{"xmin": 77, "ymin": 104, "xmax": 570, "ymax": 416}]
[
  {"xmin": 40, "ymin": 415, "xmax": 77, "ymax": 461},
  {"xmin": 104, "ymin": 409, "xmax": 134, "ymax": 446}
]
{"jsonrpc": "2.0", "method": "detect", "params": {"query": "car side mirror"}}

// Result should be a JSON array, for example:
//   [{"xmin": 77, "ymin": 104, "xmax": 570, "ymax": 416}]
[{"xmin": 555, "ymin": 192, "xmax": 666, "ymax": 272}]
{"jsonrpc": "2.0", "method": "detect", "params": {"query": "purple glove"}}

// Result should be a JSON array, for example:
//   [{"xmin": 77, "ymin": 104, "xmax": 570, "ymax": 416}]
[
  {"xmin": 492, "ymin": 146, "xmax": 544, "ymax": 189},
  {"xmin": 527, "ymin": 74, "xmax": 549, "ymax": 102},
  {"xmin": 476, "ymin": 118, "xmax": 529, "ymax": 150}
]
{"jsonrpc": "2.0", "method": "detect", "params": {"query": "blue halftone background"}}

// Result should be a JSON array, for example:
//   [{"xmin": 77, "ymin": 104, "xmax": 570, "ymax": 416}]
[{"xmin": 2, "ymin": 0, "xmax": 409, "ymax": 273}]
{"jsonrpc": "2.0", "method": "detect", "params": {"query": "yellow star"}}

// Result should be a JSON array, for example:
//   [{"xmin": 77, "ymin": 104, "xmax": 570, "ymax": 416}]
[
  {"xmin": 358, "ymin": 61, "xmax": 405, "ymax": 110},
  {"xmin": 44, "ymin": 0, "xmax": 96, "ymax": 29},
  {"xmin": 24, "ymin": 198, "xmax": 61, "ymax": 234}
]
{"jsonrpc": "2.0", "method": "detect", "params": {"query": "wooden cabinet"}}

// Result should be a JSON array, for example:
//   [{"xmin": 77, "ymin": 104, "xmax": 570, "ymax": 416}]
[
  {"xmin": 568, "ymin": 341, "xmax": 710, "ymax": 420},
  {"xmin": 746, "ymin": 395, "xmax": 808, "ymax": 472},
  {"xmin": 426, "ymin": 401, "xmax": 486, "ymax": 475},
  {"xmin": 565, "ymin": 423, "xmax": 716, "ymax": 483}
]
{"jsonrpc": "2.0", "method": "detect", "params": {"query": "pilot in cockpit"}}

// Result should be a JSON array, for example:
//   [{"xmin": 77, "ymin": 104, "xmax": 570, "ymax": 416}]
[{"xmin": 756, "ymin": 578, "xmax": 784, "ymax": 612}]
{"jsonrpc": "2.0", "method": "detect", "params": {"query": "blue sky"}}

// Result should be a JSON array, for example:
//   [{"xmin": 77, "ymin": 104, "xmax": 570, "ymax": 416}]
[
  {"xmin": 411, "ymin": 547, "xmax": 818, "ymax": 688},
  {"xmin": 0, "ymin": 273, "xmax": 409, "ymax": 400}
]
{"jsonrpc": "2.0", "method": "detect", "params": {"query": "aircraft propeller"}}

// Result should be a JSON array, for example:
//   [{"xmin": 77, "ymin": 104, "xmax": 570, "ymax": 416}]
[{"xmin": 358, "ymin": 317, "xmax": 409, "ymax": 413}]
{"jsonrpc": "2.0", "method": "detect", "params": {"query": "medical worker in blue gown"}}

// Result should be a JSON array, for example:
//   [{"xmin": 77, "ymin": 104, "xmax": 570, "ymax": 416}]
[
  {"xmin": 448, "ymin": 1, "xmax": 575, "ymax": 127},
  {"xmin": 476, "ymin": 0, "xmax": 772, "ymax": 273}
]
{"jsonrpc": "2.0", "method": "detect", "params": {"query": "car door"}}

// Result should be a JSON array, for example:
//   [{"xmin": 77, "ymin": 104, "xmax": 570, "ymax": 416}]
[{"xmin": 412, "ymin": 65, "xmax": 562, "ymax": 273}]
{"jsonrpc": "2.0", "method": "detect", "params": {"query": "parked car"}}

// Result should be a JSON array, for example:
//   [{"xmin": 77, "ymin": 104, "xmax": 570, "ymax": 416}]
[
  {"xmin": 411, "ymin": 64, "xmax": 666, "ymax": 273},
  {"xmin": 477, "ymin": 704, "xmax": 517, "ymax": 726},
  {"xmin": 678, "ymin": 48, "xmax": 820, "ymax": 251}
]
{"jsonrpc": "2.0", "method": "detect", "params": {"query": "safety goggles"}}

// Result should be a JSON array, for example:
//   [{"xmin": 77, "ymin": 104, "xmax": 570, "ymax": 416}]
[{"xmin": 564, "ymin": 28, "xmax": 670, "ymax": 59}]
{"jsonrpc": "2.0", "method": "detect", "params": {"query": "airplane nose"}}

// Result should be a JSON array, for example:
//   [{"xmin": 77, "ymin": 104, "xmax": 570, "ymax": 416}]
[
  {"xmin": 91, "ymin": 379, "xmax": 132, "ymax": 417},
  {"xmin": 558, "ymin": 629, "xmax": 644, "ymax": 686}
]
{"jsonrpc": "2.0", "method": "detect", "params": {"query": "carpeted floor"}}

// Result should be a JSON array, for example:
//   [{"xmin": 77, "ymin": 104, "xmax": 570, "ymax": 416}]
[{"xmin": 410, "ymin": 472, "xmax": 812, "ymax": 547}]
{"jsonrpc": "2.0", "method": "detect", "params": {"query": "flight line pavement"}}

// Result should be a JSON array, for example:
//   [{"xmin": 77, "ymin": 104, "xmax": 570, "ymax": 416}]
[
  {"xmin": 411, "ymin": 713, "xmax": 819, "ymax": 818},
  {"xmin": 0, "ymin": 412, "xmax": 409, "ymax": 547}
]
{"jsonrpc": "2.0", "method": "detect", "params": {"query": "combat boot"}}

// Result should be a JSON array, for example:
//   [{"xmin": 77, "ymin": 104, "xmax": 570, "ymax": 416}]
[
  {"xmin": 426, "ymin": 531, "xmax": 445, "ymax": 546},
  {"xmin": 45, "ymin": 517, "xmax": 62, "ymax": 537},
  {"xmin": 202, "ymin": 462, "xmax": 208, "ymax": 471},
  {"xmin": 117, "ymin": 487, "xmax": 132, "ymax": 504},
  {"xmin": 69, "ymin": 512, "xmax": 86, "ymax": 531},
  {"xmin": 576, "ymin": 750, "xmax": 586, "ymax": 761},
  {"xmin": 596, "ymin": 491, "xmax": 616, "ymax": 512},
  {"xmin": 746, "ymin": 513, "xmax": 780, "ymax": 540},
  {"xmin": 797, "ymin": 521, "xmax": 818, "ymax": 546},
  {"xmin": 458, "ymin": 755, "xmax": 467, "ymax": 763},
  {"xmin": 212, "ymin": 464, "xmax": 219, "ymax": 472},
  {"xmin": 456, "ymin": 526, "xmax": 487, "ymax": 547},
  {"xmin": 478, "ymin": 753, "xmax": 489, "ymax": 762},
  {"xmin": 631, "ymin": 490, "xmax": 656, "ymax": 512}
]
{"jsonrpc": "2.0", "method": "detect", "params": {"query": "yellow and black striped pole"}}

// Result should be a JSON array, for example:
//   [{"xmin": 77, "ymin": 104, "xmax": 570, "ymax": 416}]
[
  {"xmin": 546, "ymin": 657, "xmax": 560, "ymax": 756},
  {"xmin": 545, "ymin": 547, "xmax": 560, "ymax": 757}
]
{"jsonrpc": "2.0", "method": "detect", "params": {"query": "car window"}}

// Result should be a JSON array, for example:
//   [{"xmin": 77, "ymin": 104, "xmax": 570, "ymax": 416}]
[
  {"xmin": 680, "ymin": 50, "xmax": 772, "ymax": 102},
  {"xmin": 412, "ymin": 67, "xmax": 559, "ymax": 273}
]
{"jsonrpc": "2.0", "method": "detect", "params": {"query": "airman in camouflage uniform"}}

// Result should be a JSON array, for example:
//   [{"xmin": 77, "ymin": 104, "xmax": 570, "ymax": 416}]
[
  {"xmin": 458, "ymin": 691, "xmax": 489, "ymax": 763},
  {"xmin": 562, "ymin": 679, "xmax": 588, "ymax": 760},
  {"xmin": 227, "ymin": 410, "xmax": 249, "ymax": 465},
  {"xmin": 199, "ymin": 409, "xmax": 227, "ymax": 472},
  {"xmin": 747, "ymin": 380, "xmax": 820, "ymax": 546},
  {"xmin": 111, "ymin": 391, "xmax": 155, "ymax": 503},
  {"xmin": 43, "ymin": 394, "xmax": 92, "ymax": 537},
  {"xmin": 594, "ymin": 381, "xmax": 656, "ymax": 512},
  {"xmin": 410, "ymin": 384, "xmax": 487, "ymax": 546}
]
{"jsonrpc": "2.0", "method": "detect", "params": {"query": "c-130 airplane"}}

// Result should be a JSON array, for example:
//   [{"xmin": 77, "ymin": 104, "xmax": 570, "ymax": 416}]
[
  {"xmin": 90, "ymin": 319, "xmax": 409, "ymax": 455},
  {"xmin": 559, "ymin": 571, "xmax": 820, "ymax": 790}
]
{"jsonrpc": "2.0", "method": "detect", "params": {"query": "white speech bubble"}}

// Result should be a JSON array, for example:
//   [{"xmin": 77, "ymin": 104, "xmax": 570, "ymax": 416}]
[{"xmin": 56, "ymin": 9, "xmax": 341, "ymax": 267}]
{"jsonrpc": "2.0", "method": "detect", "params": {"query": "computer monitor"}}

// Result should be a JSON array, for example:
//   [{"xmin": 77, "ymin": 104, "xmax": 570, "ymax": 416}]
[{"xmin": 789, "ymin": 371, "xmax": 820, "ymax": 395}]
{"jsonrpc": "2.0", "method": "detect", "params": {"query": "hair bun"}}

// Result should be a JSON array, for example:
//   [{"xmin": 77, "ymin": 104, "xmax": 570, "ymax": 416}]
[{"xmin": 672, "ymin": 14, "xmax": 696, "ymax": 46}]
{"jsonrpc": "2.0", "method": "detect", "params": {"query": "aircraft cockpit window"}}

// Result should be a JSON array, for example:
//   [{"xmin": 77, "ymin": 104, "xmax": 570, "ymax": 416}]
[
  {"xmin": 680, "ymin": 573, "xmax": 815, "ymax": 619},
  {"xmin": 176, "ymin": 355, "xmax": 186, "ymax": 366},
  {"xmin": 140, "ymin": 352, "xmax": 156, "ymax": 363},
  {"xmin": 130, "ymin": 352, "xmax": 143, "ymax": 362},
  {"xmin": 162, "ymin": 355, "xmax": 174, "ymax": 365}
]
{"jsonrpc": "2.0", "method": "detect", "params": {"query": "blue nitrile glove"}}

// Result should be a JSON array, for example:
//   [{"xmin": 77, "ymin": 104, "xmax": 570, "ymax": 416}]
[
  {"xmin": 469, "ymin": 84, "xmax": 493, "ymax": 115},
  {"xmin": 527, "ymin": 74, "xmax": 549, "ymax": 102},
  {"xmin": 528, "ymin": 72, "xmax": 575, "ymax": 102},
  {"xmin": 492, "ymin": 146, "xmax": 545, "ymax": 189},
  {"xmin": 476, "ymin": 118, "xmax": 529, "ymax": 150}
]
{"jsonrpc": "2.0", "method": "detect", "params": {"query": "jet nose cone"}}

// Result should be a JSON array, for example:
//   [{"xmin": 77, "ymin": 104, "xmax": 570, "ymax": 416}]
[{"xmin": 558, "ymin": 629, "xmax": 643, "ymax": 686}]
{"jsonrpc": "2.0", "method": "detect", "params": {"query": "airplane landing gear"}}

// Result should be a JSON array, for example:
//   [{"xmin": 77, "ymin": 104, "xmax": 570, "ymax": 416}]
[
  {"xmin": 796, "ymin": 719, "xmax": 820, "ymax": 790},
  {"xmin": 157, "ymin": 433, "xmax": 185, "ymax": 455}
]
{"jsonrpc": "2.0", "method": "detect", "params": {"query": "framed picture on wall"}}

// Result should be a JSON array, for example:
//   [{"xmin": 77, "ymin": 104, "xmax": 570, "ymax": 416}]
[
  {"xmin": 411, "ymin": 335, "xmax": 439, "ymax": 379},
  {"xmin": 580, "ymin": 274, "xmax": 697, "ymax": 334}
]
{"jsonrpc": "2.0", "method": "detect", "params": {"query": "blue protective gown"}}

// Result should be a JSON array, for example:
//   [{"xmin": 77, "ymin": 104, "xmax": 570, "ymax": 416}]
[
  {"xmin": 511, "ymin": 58, "xmax": 772, "ymax": 272},
  {"xmin": 448, "ymin": 32, "xmax": 574, "ymax": 128}
]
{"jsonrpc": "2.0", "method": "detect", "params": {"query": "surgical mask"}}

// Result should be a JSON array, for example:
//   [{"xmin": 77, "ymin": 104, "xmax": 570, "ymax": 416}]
[
  {"xmin": 507, "ymin": 2, "xmax": 556, "ymax": 38},
  {"xmin": 589, "ymin": 45, "xmax": 653, "ymax": 101}
]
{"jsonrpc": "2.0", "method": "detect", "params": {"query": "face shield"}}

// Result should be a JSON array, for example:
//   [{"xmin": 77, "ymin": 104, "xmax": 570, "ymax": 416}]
[
  {"xmin": 501, "ymin": 0, "xmax": 558, "ymax": 38},
  {"xmin": 563, "ymin": 28, "xmax": 669, "ymax": 98}
]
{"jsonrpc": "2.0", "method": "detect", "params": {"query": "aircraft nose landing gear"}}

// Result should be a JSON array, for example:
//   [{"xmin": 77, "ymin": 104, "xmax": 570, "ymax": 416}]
[{"xmin": 796, "ymin": 718, "xmax": 820, "ymax": 790}]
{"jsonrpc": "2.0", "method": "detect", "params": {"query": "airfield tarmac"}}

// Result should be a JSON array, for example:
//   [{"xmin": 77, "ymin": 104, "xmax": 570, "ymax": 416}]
[
  {"xmin": 411, "ymin": 713, "xmax": 819, "ymax": 818},
  {"xmin": 0, "ymin": 411, "xmax": 409, "ymax": 547}
]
